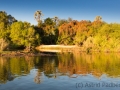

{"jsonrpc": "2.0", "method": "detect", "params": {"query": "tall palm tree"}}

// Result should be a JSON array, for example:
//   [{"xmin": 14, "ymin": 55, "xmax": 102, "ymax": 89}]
[
  {"xmin": 94, "ymin": 16, "xmax": 102, "ymax": 22},
  {"xmin": 52, "ymin": 16, "xmax": 59, "ymax": 27},
  {"xmin": 53, "ymin": 16, "xmax": 58, "ymax": 22},
  {"xmin": 34, "ymin": 10, "xmax": 43, "ymax": 23}
]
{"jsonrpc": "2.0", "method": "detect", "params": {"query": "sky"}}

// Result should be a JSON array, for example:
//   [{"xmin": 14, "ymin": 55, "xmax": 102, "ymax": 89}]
[{"xmin": 0, "ymin": 0, "xmax": 120, "ymax": 25}]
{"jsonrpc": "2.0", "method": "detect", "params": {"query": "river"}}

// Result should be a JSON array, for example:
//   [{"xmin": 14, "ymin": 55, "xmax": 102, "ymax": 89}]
[{"xmin": 0, "ymin": 52, "xmax": 120, "ymax": 90}]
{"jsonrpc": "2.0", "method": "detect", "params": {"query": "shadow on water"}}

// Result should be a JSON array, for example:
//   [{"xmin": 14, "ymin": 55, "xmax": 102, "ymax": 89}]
[{"xmin": 0, "ymin": 52, "xmax": 120, "ymax": 84}]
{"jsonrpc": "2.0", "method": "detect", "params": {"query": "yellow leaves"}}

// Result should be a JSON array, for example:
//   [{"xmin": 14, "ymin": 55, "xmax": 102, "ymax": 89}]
[
  {"xmin": 10, "ymin": 21, "xmax": 40, "ymax": 47},
  {"xmin": 92, "ymin": 21, "xmax": 103, "ymax": 28},
  {"xmin": 0, "ymin": 22, "xmax": 5, "ymax": 30},
  {"xmin": 28, "ymin": 27, "xmax": 35, "ymax": 36},
  {"xmin": 0, "ymin": 11, "xmax": 8, "ymax": 23}
]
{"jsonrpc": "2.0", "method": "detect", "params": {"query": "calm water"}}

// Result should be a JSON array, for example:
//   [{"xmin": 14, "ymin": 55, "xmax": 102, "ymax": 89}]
[{"xmin": 0, "ymin": 52, "xmax": 120, "ymax": 90}]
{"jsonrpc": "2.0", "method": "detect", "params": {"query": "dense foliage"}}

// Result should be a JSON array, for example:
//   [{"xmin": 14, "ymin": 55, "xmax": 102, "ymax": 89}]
[
  {"xmin": 0, "ymin": 11, "xmax": 40, "ymax": 51},
  {"xmin": 0, "ymin": 11, "xmax": 120, "ymax": 52}
]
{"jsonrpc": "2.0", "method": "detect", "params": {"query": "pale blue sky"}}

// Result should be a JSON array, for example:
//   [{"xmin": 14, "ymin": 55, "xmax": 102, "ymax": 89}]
[{"xmin": 0, "ymin": 0, "xmax": 120, "ymax": 25}]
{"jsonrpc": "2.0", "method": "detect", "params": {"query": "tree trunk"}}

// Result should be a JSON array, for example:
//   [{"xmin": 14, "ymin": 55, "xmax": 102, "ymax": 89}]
[{"xmin": 28, "ymin": 43, "xmax": 31, "ymax": 52}]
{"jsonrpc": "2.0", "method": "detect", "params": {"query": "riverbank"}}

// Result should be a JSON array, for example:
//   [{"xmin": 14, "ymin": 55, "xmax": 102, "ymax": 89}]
[
  {"xmin": 1, "ymin": 45, "xmax": 120, "ymax": 57},
  {"xmin": 0, "ymin": 51, "xmax": 56, "ymax": 57}
]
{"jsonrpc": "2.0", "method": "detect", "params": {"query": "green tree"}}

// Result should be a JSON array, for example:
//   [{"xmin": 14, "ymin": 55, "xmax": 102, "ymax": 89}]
[
  {"xmin": 8, "ymin": 14, "xmax": 17, "ymax": 25},
  {"xmin": 10, "ymin": 21, "xmax": 40, "ymax": 51},
  {"xmin": 0, "ymin": 11, "xmax": 10, "ymax": 51},
  {"xmin": 0, "ymin": 11, "xmax": 8, "ymax": 24},
  {"xmin": 41, "ymin": 17, "xmax": 58, "ymax": 44}
]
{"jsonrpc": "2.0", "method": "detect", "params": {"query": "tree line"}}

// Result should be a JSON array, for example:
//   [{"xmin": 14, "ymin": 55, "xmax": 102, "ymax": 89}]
[{"xmin": 0, "ymin": 10, "xmax": 120, "ymax": 52}]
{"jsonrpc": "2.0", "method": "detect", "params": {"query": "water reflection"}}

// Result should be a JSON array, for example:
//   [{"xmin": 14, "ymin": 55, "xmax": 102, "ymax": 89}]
[{"xmin": 0, "ymin": 53, "xmax": 120, "ymax": 84}]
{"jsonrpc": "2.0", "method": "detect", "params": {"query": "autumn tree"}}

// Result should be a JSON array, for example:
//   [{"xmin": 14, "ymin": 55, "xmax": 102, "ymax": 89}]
[
  {"xmin": 57, "ymin": 20, "xmax": 78, "ymax": 45},
  {"xmin": 41, "ymin": 17, "xmax": 58, "ymax": 44}
]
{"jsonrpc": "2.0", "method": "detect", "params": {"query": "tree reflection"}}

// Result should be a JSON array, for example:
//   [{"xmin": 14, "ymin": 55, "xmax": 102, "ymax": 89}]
[
  {"xmin": 0, "ymin": 56, "xmax": 35, "ymax": 84},
  {"xmin": 34, "ymin": 69, "xmax": 41, "ymax": 84},
  {"xmin": 57, "ymin": 52, "xmax": 120, "ymax": 78},
  {"xmin": 0, "ymin": 57, "xmax": 10, "ymax": 83},
  {"xmin": 1, "ymin": 53, "xmax": 120, "ymax": 84}
]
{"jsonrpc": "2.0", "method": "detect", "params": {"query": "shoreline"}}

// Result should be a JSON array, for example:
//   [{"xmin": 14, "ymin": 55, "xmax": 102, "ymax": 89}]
[
  {"xmin": 0, "ymin": 50, "xmax": 119, "ymax": 57},
  {"xmin": 0, "ymin": 45, "xmax": 120, "ymax": 57},
  {"xmin": 0, "ymin": 51, "xmax": 57, "ymax": 57},
  {"xmin": 36, "ymin": 45, "xmax": 120, "ymax": 53}
]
